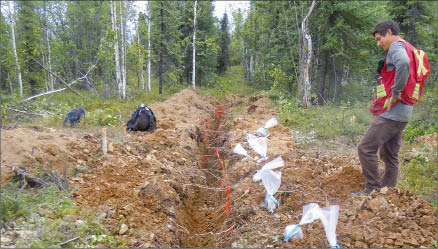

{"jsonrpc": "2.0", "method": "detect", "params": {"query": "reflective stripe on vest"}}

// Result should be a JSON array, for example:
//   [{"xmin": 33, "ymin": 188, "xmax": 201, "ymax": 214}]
[
  {"xmin": 414, "ymin": 50, "xmax": 428, "ymax": 77},
  {"xmin": 384, "ymin": 98, "xmax": 391, "ymax": 109},
  {"xmin": 413, "ymin": 83, "xmax": 420, "ymax": 100},
  {"xmin": 376, "ymin": 84, "xmax": 386, "ymax": 98}
]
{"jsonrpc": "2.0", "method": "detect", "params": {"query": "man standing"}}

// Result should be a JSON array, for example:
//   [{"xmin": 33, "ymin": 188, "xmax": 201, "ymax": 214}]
[{"xmin": 353, "ymin": 20, "xmax": 429, "ymax": 196}]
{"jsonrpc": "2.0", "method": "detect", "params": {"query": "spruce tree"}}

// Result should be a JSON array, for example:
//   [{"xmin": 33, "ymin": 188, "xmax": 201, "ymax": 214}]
[{"xmin": 217, "ymin": 12, "xmax": 230, "ymax": 75}]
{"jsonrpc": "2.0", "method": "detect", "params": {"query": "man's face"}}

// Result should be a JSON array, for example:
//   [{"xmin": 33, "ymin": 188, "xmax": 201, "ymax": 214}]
[{"xmin": 375, "ymin": 29, "xmax": 392, "ymax": 51}]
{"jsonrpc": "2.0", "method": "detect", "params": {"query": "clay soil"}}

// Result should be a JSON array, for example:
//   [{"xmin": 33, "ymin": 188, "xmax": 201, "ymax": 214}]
[{"xmin": 1, "ymin": 89, "xmax": 436, "ymax": 248}]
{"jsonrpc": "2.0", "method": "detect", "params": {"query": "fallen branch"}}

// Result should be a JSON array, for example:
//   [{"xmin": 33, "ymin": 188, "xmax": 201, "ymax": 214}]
[
  {"xmin": 22, "ymin": 85, "xmax": 78, "ymax": 102},
  {"xmin": 5, "ymin": 107, "xmax": 49, "ymax": 117},
  {"xmin": 21, "ymin": 42, "xmax": 100, "ymax": 102},
  {"xmin": 183, "ymin": 183, "xmax": 226, "ymax": 192},
  {"xmin": 11, "ymin": 166, "xmax": 69, "ymax": 190},
  {"xmin": 58, "ymin": 237, "xmax": 80, "ymax": 246},
  {"xmin": 30, "ymin": 56, "xmax": 88, "ymax": 99},
  {"xmin": 12, "ymin": 166, "xmax": 50, "ymax": 188}
]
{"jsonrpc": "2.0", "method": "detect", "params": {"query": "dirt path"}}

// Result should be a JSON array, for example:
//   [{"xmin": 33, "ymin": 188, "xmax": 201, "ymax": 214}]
[{"xmin": 1, "ymin": 89, "xmax": 436, "ymax": 248}]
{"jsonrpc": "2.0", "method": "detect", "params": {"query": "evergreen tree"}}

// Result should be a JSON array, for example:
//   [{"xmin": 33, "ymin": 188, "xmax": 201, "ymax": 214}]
[
  {"xmin": 230, "ymin": 8, "xmax": 244, "ymax": 66},
  {"xmin": 0, "ymin": 8, "xmax": 13, "ymax": 94},
  {"xmin": 150, "ymin": 1, "xmax": 183, "ymax": 94},
  {"xmin": 16, "ymin": 1, "xmax": 44, "ymax": 95},
  {"xmin": 310, "ymin": 0, "xmax": 380, "ymax": 104},
  {"xmin": 389, "ymin": 0, "xmax": 430, "ymax": 48},
  {"xmin": 217, "ymin": 12, "xmax": 230, "ymax": 74}
]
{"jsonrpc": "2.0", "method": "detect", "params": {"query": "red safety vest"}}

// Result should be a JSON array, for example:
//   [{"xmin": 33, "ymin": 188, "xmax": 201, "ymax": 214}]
[{"xmin": 369, "ymin": 39, "xmax": 430, "ymax": 116}]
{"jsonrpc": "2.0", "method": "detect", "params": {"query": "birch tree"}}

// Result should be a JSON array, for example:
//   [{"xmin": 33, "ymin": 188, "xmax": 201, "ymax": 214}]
[
  {"xmin": 7, "ymin": 1, "xmax": 23, "ymax": 97},
  {"xmin": 298, "ymin": 0, "xmax": 316, "ymax": 108},
  {"xmin": 119, "ymin": 0, "xmax": 126, "ymax": 99},
  {"xmin": 43, "ymin": 1, "xmax": 54, "ymax": 91},
  {"xmin": 137, "ymin": 22, "xmax": 145, "ymax": 90},
  {"xmin": 147, "ymin": 3, "xmax": 151, "ymax": 92},
  {"xmin": 110, "ymin": 1, "xmax": 122, "ymax": 98},
  {"xmin": 192, "ymin": 0, "xmax": 197, "ymax": 88}
]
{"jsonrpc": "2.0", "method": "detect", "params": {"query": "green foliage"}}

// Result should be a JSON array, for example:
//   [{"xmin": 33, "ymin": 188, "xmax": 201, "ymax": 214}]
[
  {"xmin": 200, "ymin": 65, "xmax": 253, "ymax": 99},
  {"xmin": 230, "ymin": 8, "xmax": 244, "ymax": 66},
  {"xmin": 217, "ymin": 12, "xmax": 230, "ymax": 74},
  {"xmin": 403, "ymin": 85, "xmax": 438, "ymax": 142},
  {"xmin": 1, "ymin": 85, "xmax": 171, "ymax": 127},
  {"xmin": 1, "ymin": 184, "xmax": 31, "ymax": 223},
  {"xmin": 399, "ymin": 149, "xmax": 438, "ymax": 209},
  {"xmin": 16, "ymin": 1, "xmax": 45, "ymax": 95},
  {"xmin": 1, "ymin": 184, "xmax": 118, "ymax": 248},
  {"xmin": 277, "ymin": 96, "xmax": 371, "ymax": 145},
  {"xmin": 311, "ymin": 1, "xmax": 384, "ymax": 104}
]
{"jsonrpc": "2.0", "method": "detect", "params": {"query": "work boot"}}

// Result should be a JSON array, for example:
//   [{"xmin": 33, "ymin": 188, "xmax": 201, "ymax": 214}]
[
  {"xmin": 351, "ymin": 188, "xmax": 373, "ymax": 197},
  {"xmin": 351, "ymin": 191, "xmax": 368, "ymax": 197}
]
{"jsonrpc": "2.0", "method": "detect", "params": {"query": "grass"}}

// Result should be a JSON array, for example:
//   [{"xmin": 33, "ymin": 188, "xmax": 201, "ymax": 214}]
[
  {"xmin": 198, "ymin": 65, "xmax": 255, "ymax": 99},
  {"xmin": 276, "ymin": 98, "xmax": 372, "ymax": 146},
  {"xmin": 399, "ymin": 145, "xmax": 438, "ymax": 209},
  {"xmin": 1, "ymin": 183, "xmax": 119, "ymax": 248},
  {"xmin": 1, "ymin": 80, "xmax": 179, "ymax": 128}
]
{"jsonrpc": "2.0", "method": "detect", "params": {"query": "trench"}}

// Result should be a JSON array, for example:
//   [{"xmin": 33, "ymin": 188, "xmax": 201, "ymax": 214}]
[{"xmin": 175, "ymin": 102, "xmax": 233, "ymax": 248}]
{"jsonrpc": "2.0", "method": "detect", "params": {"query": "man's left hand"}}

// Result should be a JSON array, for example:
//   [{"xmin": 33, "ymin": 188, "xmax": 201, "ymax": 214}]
[{"xmin": 387, "ymin": 96, "xmax": 401, "ymax": 111}]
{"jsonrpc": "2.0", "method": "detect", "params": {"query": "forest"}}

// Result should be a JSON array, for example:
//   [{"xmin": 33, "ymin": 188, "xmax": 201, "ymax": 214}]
[
  {"xmin": 1, "ymin": 1, "xmax": 436, "ymax": 105},
  {"xmin": 0, "ymin": 1, "xmax": 437, "ymax": 248}
]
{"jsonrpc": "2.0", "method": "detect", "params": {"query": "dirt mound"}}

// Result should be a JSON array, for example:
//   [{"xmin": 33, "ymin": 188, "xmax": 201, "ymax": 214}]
[
  {"xmin": 338, "ymin": 188, "xmax": 437, "ymax": 248},
  {"xmin": 418, "ymin": 133, "xmax": 437, "ymax": 148},
  {"xmin": 1, "ymin": 126, "xmax": 96, "ymax": 185},
  {"xmin": 1, "ymin": 89, "xmax": 436, "ymax": 248}
]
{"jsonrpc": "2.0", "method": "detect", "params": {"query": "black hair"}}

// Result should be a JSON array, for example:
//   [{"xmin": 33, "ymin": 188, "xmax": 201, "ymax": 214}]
[{"xmin": 373, "ymin": 20, "xmax": 400, "ymax": 37}]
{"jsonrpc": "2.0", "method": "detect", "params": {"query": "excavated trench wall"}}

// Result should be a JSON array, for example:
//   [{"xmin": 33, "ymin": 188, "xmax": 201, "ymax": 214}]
[{"xmin": 175, "ymin": 101, "xmax": 233, "ymax": 248}]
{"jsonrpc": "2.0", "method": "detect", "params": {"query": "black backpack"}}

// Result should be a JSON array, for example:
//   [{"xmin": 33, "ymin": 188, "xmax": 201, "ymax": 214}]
[
  {"xmin": 64, "ymin": 107, "xmax": 85, "ymax": 126},
  {"xmin": 127, "ymin": 104, "xmax": 156, "ymax": 132}
]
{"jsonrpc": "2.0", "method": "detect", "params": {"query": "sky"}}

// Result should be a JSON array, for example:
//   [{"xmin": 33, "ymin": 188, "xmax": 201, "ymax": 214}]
[
  {"xmin": 132, "ymin": 1, "xmax": 250, "ymax": 29},
  {"xmin": 213, "ymin": 1, "xmax": 250, "ymax": 23}
]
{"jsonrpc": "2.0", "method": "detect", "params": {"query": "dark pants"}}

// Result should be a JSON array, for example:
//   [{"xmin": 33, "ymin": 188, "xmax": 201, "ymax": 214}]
[{"xmin": 357, "ymin": 116, "xmax": 408, "ymax": 193}]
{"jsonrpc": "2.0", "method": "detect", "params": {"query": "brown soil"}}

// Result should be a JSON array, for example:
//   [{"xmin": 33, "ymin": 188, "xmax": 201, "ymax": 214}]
[{"xmin": 1, "ymin": 89, "xmax": 436, "ymax": 248}]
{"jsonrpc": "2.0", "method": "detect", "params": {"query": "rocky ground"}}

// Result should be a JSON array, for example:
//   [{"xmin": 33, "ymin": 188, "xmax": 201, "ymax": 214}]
[{"xmin": 1, "ymin": 89, "xmax": 436, "ymax": 248}]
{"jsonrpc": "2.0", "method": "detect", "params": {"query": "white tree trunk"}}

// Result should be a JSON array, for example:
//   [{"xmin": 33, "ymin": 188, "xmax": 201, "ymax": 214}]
[
  {"xmin": 8, "ymin": 1, "xmax": 23, "ymax": 97},
  {"xmin": 147, "ymin": 4, "xmax": 151, "ymax": 92},
  {"xmin": 137, "ymin": 26, "xmax": 145, "ymax": 90},
  {"xmin": 7, "ymin": 73, "xmax": 13, "ymax": 94},
  {"xmin": 249, "ymin": 55, "xmax": 254, "ymax": 81},
  {"xmin": 299, "ymin": 0, "xmax": 316, "ymax": 108},
  {"xmin": 119, "ymin": 1, "xmax": 126, "ymax": 99},
  {"xmin": 43, "ymin": 1, "xmax": 54, "ymax": 91},
  {"xmin": 110, "ymin": 1, "xmax": 122, "ymax": 98},
  {"xmin": 192, "ymin": 0, "xmax": 197, "ymax": 89},
  {"xmin": 46, "ymin": 30, "xmax": 54, "ymax": 90}
]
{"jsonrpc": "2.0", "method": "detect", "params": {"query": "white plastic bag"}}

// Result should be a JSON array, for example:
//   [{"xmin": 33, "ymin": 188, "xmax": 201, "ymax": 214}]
[
  {"xmin": 253, "ymin": 168, "xmax": 282, "ymax": 213},
  {"xmin": 252, "ymin": 156, "xmax": 284, "ymax": 183},
  {"xmin": 261, "ymin": 169, "xmax": 282, "ymax": 196},
  {"xmin": 283, "ymin": 203, "xmax": 321, "ymax": 242},
  {"xmin": 261, "ymin": 156, "xmax": 284, "ymax": 170},
  {"xmin": 283, "ymin": 203, "xmax": 340, "ymax": 248},
  {"xmin": 264, "ymin": 117, "xmax": 278, "ymax": 129},
  {"xmin": 284, "ymin": 224, "xmax": 304, "ymax": 240},
  {"xmin": 255, "ymin": 127, "xmax": 268, "ymax": 137},
  {"xmin": 255, "ymin": 117, "xmax": 278, "ymax": 137},
  {"xmin": 253, "ymin": 157, "xmax": 284, "ymax": 212},
  {"xmin": 320, "ymin": 205, "xmax": 340, "ymax": 248},
  {"xmin": 232, "ymin": 143, "xmax": 250, "ymax": 158},
  {"xmin": 246, "ymin": 133, "xmax": 267, "ymax": 160},
  {"xmin": 263, "ymin": 192, "xmax": 279, "ymax": 213}
]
